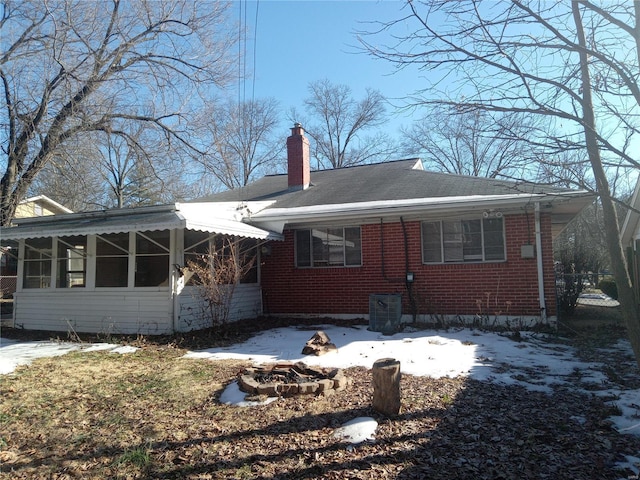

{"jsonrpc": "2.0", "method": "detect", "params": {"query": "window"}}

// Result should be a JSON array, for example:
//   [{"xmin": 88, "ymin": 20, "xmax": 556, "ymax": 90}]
[
  {"xmin": 23, "ymin": 238, "xmax": 52, "ymax": 288},
  {"xmin": 96, "ymin": 233, "xmax": 129, "ymax": 287},
  {"xmin": 183, "ymin": 231, "xmax": 258, "ymax": 285},
  {"xmin": 422, "ymin": 218, "xmax": 505, "ymax": 263},
  {"xmin": 184, "ymin": 230, "xmax": 209, "ymax": 264},
  {"xmin": 56, "ymin": 236, "xmax": 87, "ymax": 288},
  {"xmin": 0, "ymin": 240, "xmax": 18, "ymax": 277},
  {"xmin": 295, "ymin": 227, "xmax": 362, "ymax": 267},
  {"xmin": 135, "ymin": 231, "xmax": 170, "ymax": 287}
]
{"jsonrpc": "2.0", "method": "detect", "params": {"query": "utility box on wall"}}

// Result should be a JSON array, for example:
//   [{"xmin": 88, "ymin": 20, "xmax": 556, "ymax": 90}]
[
  {"xmin": 521, "ymin": 244, "xmax": 535, "ymax": 259},
  {"xmin": 369, "ymin": 294, "xmax": 402, "ymax": 334}
]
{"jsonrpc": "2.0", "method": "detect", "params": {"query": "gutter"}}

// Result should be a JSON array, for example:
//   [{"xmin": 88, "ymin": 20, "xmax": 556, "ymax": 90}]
[
  {"xmin": 535, "ymin": 202, "xmax": 547, "ymax": 322},
  {"xmin": 250, "ymin": 191, "xmax": 591, "ymax": 233}
]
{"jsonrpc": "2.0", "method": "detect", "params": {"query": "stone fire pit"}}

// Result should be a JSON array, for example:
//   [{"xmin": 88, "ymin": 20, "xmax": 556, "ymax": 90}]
[{"xmin": 238, "ymin": 362, "xmax": 348, "ymax": 397}]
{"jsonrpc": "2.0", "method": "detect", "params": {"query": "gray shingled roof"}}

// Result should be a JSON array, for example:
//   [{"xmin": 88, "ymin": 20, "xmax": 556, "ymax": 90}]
[{"xmin": 196, "ymin": 158, "xmax": 575, "ymax": 209}]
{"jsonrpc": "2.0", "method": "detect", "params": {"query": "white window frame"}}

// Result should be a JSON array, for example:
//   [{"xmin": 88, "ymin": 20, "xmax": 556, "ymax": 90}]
[
  {"xmin": 295, "ymin": 226, "xmax": 362, "ymax": 268},
  {"xmin": 422, "ymin": 217, "xmax": 506, "ymax": 264},
  {"xmin": 17, "ymin": 230, "xmax": 175, "ymax": 291}
]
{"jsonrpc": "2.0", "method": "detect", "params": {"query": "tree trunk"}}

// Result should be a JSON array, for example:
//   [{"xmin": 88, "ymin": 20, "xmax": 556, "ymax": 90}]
[
  {"xmin": 372, "ymin": 358, "xmax": 401, "ymax": 416},
  {"xmin": 573, "ymin": 2, "xmax": 640, "ymax": 367}
]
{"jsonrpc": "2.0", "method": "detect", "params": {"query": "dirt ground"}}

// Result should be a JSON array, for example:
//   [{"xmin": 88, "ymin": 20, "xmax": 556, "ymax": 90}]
[{"xmin": 1, "ymin": 315, "xmax": 640, "ymax": 479}]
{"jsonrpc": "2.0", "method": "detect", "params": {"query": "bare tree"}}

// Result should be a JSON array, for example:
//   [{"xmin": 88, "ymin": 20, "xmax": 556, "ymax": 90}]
[
  {"xmin": 195, "ymin": 97, "xmax": 283, "ymax": 189},
  {"xmin": 362, "ymin": 1, "xmax": 640, "ymax": 365},
  {"xmin": 292, "ymin": 79, "xmax": 394, "ymax": 169},
  {"xmin": 29, "ymin": 137, "xmax": 107, "ymax": 212},
  {"xmin": 186, "ymin": 238, "xmax": 257, "ymax": 327},
  {"xmin": 555, "ymin": 201, "xmax": 609, "ymax": 274},
  {"xmin": 0, "ymin": 0, "xmax": 237, "ymax": 225},
  {"xmin": 402, "ymin": 107, "xmax": 536, "ymax": 178},
  {"xmin": 96, "ymin": 124, "xmax": 182, "ymax": 208}
]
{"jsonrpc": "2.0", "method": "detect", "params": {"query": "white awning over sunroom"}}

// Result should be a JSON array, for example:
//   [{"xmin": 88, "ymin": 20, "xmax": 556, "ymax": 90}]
[{"xmin": 1, "ymin": 202, "xmax": 283, "ymax": 241}]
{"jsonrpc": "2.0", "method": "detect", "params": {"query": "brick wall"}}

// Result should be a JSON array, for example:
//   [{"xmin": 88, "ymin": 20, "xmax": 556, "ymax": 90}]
[{"xmin": 260, "ymin": 213, "xmax": 557, "ymax": 320}]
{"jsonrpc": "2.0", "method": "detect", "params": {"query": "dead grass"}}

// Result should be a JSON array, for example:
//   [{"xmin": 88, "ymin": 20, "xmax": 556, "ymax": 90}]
[{"xmin": 1, "ymin": 333, "xmax": 640, "ymax": 479}]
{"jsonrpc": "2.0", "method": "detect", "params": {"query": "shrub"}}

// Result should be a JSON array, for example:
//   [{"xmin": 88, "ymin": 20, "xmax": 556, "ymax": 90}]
[{"xmin": 598, "ymin": 277, "xmax": 618, "ymax": 300}]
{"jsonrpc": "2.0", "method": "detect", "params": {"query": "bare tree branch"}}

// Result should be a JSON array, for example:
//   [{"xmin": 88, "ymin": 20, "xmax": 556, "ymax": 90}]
[{"xmin": 0, "ymin": 0, "xmax": 237, "ymax": 224}]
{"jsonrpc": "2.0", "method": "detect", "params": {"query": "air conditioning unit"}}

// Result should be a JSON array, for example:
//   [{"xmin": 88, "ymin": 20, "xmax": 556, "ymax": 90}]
[{"xmin": 369, "ymin": 294, "xmax": 402, "ymax": 334}]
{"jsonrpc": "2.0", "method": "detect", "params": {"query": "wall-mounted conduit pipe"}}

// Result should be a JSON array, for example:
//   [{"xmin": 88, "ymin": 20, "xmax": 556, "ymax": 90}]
[
  {"xmin": 535, "ymin": 202, "xmax": 547, "ymax": 323},
  {"xmin": 400, "ymin": 217, "xmax": 418, "ymax": 322}
]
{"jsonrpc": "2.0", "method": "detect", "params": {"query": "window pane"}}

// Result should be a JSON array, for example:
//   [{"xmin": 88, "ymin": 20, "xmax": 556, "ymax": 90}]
[
  {"xmin": 184, "ymin": 230, "xmax": 213, "ymax": 285},
  {"xmin": 24, "ymin": 238, "xmax": 52, "ymax": 259},
  {"xmin": 462, "ymin": 220, "xmax": 483, "ymax": 260},
  {"xmin": 23, "ymin": 238, "xmax": 52, "ymax": 288},
  {"xmin": 56, "ymin": 236, "xmax": 87, "ymax": 288},
  {"xmin": 422, "ymin": 222, "xmax": 442, "ymax": 263},
  {"xmin": 312, "ymin": 229, "xmax": 328, "ymax": 266},
  {"xmin": 483, "ymin": 218, "xmax": 505, "ymax": 260},
  {"xmin": 96, "ymin": 233, "xmax": 129, "ymax": 287},
  {"xmin": 135, "ymin": 256, "xmax": 169, "ymax": 286},
  {"xmin": 96, "ymin": 257, "xmax": 128, "ymax": 287},
  {"xmin": 135, "ymin": 231, "xmax": 170, "ymax": 287},
  {"xmin": 1, "ymin": 240, "xmax": 19, "ymax": 276},
  {"xmin": 443, "ymin": 221, "xmax": 463, "ymax": 262},
  {"xmin": 239, "ymin": 239, "xmax": 258, "ymax": 284},
  {"xmin": 344, "ymin": 227, "xmax": 362, "ymax": 266},
  {"xmin": 326, "ymin": 228, "xmax": 345, "ymax": 266},
  {"xmin": 297, "ymin": 227, "xmax": 362, "ymax": 268},
  {"xmin": 295, "ymin": 230, "xmax": 311, "ymax": 267},
  {"xmin": 96, "ymin": 233, "xmax": 129, "ymax": 255},
  {"xmin": 184, "ymin": 230, "xmax": 211, "ymax": 256},
  {"xmin": 137, "ymin": 231, "xmax": 170, "ymax": 254}
]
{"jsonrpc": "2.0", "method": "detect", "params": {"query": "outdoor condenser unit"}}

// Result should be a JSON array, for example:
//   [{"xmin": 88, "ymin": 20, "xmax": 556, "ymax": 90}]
[{"xmin": 369, "ymin": 293, "xmax": 402, "ymax": 334}]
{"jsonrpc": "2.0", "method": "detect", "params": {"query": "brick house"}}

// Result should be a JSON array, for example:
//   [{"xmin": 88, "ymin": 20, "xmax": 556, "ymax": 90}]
[
  {"xmin": 202, "ymin": 124, "xmax": 594, "ymax": 329},
  {"xmin": 1, "ymin": 125, "xmax": 592, "ymax": 334}
]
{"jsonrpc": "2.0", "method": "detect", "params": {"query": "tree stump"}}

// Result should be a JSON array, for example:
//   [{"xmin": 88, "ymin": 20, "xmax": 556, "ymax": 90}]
[{"xmin": 372, "ymin": 358, "xmax": 401, "ymax": 416}]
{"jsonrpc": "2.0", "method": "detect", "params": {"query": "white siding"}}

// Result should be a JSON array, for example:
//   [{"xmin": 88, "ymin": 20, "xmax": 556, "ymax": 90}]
[
  {"xmin": 13, "ymin": 290, "xmax": 173, "ymax": 335},
  {"xmin": 177, "ymin": 284, "xmax": 262, "ymax": 332}
]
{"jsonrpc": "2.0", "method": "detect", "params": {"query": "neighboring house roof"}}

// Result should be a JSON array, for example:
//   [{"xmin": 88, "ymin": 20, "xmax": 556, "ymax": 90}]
[
  {"xmin": 198, "ymin": 158, "xmax": 594, "ymax": 237},
  {"xmin": 1, "ymin": 203, "xmax": 282, "ymax": 241},
  {"xmin": 16, "ymin": 195, "xmax": 73, "ymax": 217}
]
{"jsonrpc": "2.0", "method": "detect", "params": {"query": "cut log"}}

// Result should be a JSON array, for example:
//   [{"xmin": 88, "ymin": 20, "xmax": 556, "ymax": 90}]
[{"xmin": 372, "ymin": 358, "xmax": 401, "ymax": 416}]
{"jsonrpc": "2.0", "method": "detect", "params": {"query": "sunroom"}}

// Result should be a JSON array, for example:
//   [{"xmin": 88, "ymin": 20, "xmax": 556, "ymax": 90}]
[{"xmin": 0, "ymin": 202, "xmax": 281, "ymax": 334}]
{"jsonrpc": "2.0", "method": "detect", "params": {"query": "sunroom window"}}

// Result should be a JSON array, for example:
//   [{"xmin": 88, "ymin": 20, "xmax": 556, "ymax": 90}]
[
  {"xmin": 422, "ymin": 217, "xmax": 505, "ymax": 263},
  {"xmin": 23, "ymin": 238, "xmax": 52, "ymax": 288},
  {"xmin": 96, "ymin": 233, "xmax": 129, "ymax": 287},
  {"xmin": 135, "ymin": 231, "xmax": 170, "ymax": 287},
  {"xmin": 295, "ymin": 227, "xmax": 362, "ymax": 267},
  {"xmin": 183, "ymin": 231, "xmax": 257, "ymax": 285},
  {"xmin": 56, "ymin": 235, "xmax": 87, "ymax": 288}
]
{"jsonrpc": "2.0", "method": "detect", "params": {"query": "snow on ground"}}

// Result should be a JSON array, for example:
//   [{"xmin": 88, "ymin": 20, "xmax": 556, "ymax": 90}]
[
  {"xmin": 2, "ymin": 324, "xmax": 640, "ymax": 449},
  {"xmin": 184, "ymin": 325, "xmax": 604, "ymax": 392},
  {"xmin": 333, "ymin": 416, "xmax": 377, "ymax": 444},
  {"xmin": 0, "ymin": 337, "xmax": 138, "ymax": 374},
  {"xmin": 184, "ymin": 324, "xmax": 640, "ymax": 442}
]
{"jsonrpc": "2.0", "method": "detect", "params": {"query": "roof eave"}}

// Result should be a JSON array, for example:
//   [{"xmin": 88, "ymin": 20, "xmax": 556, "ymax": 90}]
[
  {"xmin": 1, "ymin": 203, "xmax": 283, "ymax": 242},
  {"xmin": 250, "ymin": 191, "xmax": 594, "ymax": 233}
]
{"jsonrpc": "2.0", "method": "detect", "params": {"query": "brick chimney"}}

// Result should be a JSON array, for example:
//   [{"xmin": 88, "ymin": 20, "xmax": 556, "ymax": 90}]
[{"xmin": 286, "ymin": 123, "xmax": 310, "ymax": 190}]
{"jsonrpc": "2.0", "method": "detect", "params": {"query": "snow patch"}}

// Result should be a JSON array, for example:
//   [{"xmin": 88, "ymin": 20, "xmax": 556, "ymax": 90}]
[{"xmin": 333, "ymin": 416, "xmax": 377, "ymax": 444}]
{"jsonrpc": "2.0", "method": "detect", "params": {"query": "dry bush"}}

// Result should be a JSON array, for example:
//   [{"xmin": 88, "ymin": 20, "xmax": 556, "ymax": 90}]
[{"xmin": 186, "ymin": 237, "xmax": 256, "ymax": 327}]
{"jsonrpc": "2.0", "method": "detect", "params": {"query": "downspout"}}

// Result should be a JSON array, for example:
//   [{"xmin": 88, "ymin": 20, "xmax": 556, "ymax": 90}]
[
  {"xmin": 535, "ymin": 202, "xmax": 547, "ymax": 323},
  {"xmin": 400, "ymin": 217, "xmax": 418, "ymax": 322},
  {"xmin": 171, "ymin": 228, "xmax": 184, "ymax": 334}
]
